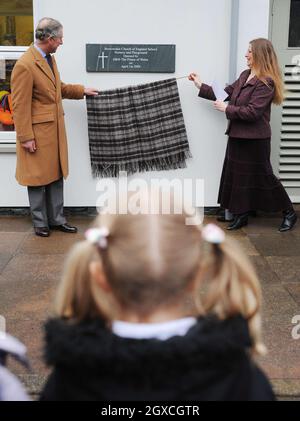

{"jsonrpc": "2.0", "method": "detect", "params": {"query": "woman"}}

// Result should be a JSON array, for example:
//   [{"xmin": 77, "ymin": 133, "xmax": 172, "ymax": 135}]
[{"xmin": 189, "ymin": 38, "xmax": 297, "ymax": 231}]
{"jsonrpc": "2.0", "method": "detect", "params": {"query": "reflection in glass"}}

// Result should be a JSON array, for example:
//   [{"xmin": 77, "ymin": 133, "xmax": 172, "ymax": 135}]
[
  {"xmin": 0, "ymin": 0, "xmax": 33, "ymax": 46},
  {"xmin": 0, "ymin": 59, "xmax": 16, "ymax": 131},
  {"xmin": 289, "ymin": 0, "xmax": 300, "ymax": 48}
]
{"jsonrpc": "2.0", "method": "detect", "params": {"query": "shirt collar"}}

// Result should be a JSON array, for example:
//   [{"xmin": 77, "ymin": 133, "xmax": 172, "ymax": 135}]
[
  {"xmin": 112, "ymin": 317, "xmax": 197, "ymax": 340},
  {"xmin": 34, "ymin": 43, "xmax": 47, "ymax": 59}
]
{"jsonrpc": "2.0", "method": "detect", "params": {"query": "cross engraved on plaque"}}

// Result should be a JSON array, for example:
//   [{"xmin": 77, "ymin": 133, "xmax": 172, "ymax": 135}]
[{"xmin": 96, "ymin": 51, "xmax": 109, "ymax": 70}]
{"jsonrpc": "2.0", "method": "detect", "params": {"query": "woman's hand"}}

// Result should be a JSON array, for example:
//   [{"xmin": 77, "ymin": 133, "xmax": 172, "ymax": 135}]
[
  {"xmin": 188, "ymin": 72, "xmax": 202, "ymax": 90},
  {"xmin": 214, "ymin": 100, "xmax": 228, "ymax": 113}
]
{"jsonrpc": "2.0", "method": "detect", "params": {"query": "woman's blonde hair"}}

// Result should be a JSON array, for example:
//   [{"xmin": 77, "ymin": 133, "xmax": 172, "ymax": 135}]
[
  {"xmin": 54, "ymin": 197, "xmax": 265, "ymax": 355},
  {"xmin": 250, "ymin": 38, "xmax": 285, "ymax": 105}
]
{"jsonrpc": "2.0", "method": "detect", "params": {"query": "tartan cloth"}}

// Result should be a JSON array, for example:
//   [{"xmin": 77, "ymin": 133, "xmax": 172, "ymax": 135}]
[{"xmin": 86, "ymin": 78, "xmax": 192, "ymax": 177}]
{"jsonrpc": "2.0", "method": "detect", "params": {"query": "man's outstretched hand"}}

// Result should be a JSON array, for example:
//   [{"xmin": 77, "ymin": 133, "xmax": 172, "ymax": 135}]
[{"xmin": 84, "ymin": 87, "xmax": 99, "ymax": 96}]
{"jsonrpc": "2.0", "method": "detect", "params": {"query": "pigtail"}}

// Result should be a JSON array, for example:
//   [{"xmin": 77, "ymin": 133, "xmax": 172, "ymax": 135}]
[
  {"xmin": 200, "ymin": 237, "xmax": 266, "ymax": 355},
  {"xmin": 53, "ymin": 240, "xmax": 112, "ymax": 322}
]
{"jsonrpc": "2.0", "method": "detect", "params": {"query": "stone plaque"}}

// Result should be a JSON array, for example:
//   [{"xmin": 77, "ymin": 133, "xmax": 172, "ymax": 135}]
[{"xmin": 86, "ymin": 44, "xmax": 175, "ymax": 73}]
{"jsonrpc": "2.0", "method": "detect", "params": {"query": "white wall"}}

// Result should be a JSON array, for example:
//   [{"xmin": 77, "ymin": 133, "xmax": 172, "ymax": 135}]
[
  {"xmin": 1, "ymin": 0, "xmax": 231, "ymax": 206},
  {"xmin": 236, "ymin": 0, "xmax": 270, "ymax": 76},
  {"xmin": 0, "ymin": 156, "xmax": 27, "ymax": 207}
]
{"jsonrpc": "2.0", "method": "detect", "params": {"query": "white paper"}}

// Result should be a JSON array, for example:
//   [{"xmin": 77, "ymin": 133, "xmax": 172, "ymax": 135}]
[{"xmin": 211, "ymin": 79, "xmax": 228, "ymax": 101}]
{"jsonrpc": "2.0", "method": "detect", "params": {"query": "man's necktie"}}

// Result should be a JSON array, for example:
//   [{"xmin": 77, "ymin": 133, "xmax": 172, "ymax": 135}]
[{"xmin": 45, "ymin": 54, "xmax": 54, "ymax": 74}]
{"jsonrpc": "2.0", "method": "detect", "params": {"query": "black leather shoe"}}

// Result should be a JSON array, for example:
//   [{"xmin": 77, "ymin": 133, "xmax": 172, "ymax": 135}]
[
  {"xmin": 279, "ymin": 210, "xmax": 297, "ymax": 232},
  {"xmin": 227, "ymin": 213, "xmax": 248, "ymax": 230},
  {"xmin": 34, "ymin": 227, "xmax": 50, "ymax": 237},
  {"xmin": 50, "ymin": 223, "xmax": 78, "ymax": 233}
]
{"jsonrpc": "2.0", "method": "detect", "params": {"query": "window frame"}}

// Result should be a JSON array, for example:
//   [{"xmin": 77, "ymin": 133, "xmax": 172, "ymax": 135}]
[
  {"xmin": 0, "ymin": 47, "xmax": 28, "ymax": 150},
  {"xmin": 288, "ymin": 0, "xmax": 300, "ymax": 48}
]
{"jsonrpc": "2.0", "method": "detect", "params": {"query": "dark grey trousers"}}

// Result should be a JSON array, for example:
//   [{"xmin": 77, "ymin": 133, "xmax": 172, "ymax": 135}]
[{"xmin": 27, "ymin": 178, "xmax": 66, "ymax": 228}]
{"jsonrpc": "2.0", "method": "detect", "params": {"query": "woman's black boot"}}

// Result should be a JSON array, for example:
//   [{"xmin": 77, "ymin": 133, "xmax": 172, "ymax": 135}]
[
  {"xmin": 279, "ymin": 209, "xmax": 297, "ymax": 232},
  {"xmin": 227, "ymin": 213, "xmax": 248, "ymax": 230}
]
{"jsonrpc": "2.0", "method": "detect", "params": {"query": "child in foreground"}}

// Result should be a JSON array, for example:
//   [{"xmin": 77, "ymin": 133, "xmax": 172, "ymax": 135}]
[{"xmin": 40, "ymin": 195, "xmax": 274, "ymax": 401}]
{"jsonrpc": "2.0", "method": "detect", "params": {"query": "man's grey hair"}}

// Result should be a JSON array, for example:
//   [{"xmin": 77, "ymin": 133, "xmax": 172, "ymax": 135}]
[{"xmin": 35, "ymin": 17, "xmax": 63, "ymax": 41}]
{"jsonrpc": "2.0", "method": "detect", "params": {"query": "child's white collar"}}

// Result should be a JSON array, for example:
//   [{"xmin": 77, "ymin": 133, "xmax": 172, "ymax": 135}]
[{"xmin": 112, "ymin": 317, "xmax": 197, "ymax": 340}]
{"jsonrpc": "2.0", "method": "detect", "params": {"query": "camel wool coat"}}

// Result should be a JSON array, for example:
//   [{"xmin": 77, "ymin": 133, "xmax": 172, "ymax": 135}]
[{"xmin": 11, "ymin": 45, "xmax": 85, "ymax": 186}]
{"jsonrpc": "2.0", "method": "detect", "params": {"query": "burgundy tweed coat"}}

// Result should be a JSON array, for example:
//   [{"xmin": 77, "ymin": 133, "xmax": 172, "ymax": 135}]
[{"xmin": 199, "ymin": 69, "xmax": 275, "ymax": 139}]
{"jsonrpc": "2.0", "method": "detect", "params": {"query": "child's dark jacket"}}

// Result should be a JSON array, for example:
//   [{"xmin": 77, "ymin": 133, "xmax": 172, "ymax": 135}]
[{"xmin": 40, "ymin": 315, "xmax": 275, "ymax": 401}]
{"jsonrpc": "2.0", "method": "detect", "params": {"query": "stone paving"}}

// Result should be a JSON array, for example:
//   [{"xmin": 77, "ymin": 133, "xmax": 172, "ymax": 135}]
[{"xmin": 0, "ymin": 209, "xmax": 299, "ymax": 400}]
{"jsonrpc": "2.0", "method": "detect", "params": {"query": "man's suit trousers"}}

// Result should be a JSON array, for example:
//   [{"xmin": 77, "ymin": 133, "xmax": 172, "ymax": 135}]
[{"xmin": 27, "ymin": 178, "xmax": 66, "ymax": 227}]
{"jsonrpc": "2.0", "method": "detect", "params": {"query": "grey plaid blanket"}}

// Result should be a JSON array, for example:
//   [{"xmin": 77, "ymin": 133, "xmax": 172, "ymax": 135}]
[{"xmin": 86, "ymin": 78, "xmax": 191, "ymax": 177}]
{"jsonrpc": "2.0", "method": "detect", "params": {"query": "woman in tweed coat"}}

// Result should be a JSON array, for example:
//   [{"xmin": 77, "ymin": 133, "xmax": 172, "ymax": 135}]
[{"xmin": 189, "ymin": 38, "xmax": 297, "ymax": 232}]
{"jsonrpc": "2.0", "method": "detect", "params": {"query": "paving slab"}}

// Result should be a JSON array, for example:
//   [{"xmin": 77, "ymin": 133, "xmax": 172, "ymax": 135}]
[
  {"xmin": 249, "ymin": 256, "xmax": 281, "ymax": 285},
  {"xmin": 0, "ymin": 253, "xmax": 12, "ymax": 273},
  {"xmin": 248, "ymin": 234, "xmax": 300, "ymax": 257},
  {"xmin": 0, "ymin": 216, "xmax": 32, "ymax": 232},
  {"xmin": 242, "ymin": 215, "xmax": 298, "ymax": 235},
  {"xmin": 285, "ymin": 283, "xmax": 300, "ymax": 306},
  {"xmin": 260, "ymin": 284, "xmax": 299, "ymax": 320},
  {"xmin": 0, "ymin": 253, "xmax": 65, "ymax": 320},
  {"xmin": 66, "ymin": 215, "xmax": 96, "ymax": 233},
  {"xmin": 6, "ymin": 319, "xmax": 48, "ymax": 376},
  {"xmin": 0, "ymin": 232, "xmax": 28, "ymax": 255},
  {"xmin": 266, "ymin": 257, "xmax": 300, "ymax": 283},
  {"xmin": 1, "ymin": 214, "xmax": 300, "ymax": 400},
  {"xmin": 19, "ymin": 231, "xmax": 84, "ymax": 254},
  {"xmin": 258, "ymin": 316, "xmax": 300, "ymax": 380}
]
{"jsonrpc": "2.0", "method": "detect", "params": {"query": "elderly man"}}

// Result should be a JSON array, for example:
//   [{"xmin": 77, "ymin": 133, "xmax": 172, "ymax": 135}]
[{"xmin": 11, "ymin": 17, "xmax": 98, "ymax": 237}]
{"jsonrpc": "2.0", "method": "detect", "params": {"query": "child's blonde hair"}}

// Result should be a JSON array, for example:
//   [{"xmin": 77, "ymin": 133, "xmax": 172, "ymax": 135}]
[{"xmin": 54, "ymin": 199, "xmax": 265, "ymax": 355}]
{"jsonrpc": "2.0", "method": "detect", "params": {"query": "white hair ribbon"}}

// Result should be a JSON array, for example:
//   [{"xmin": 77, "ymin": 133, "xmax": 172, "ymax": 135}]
[
  {"xmin": 85, "ymin": 227, "xmax": 109, "ymax": 249},
  {"xmin": 202, "ymin": 223, "xmax": 225, "ymax": 244}
]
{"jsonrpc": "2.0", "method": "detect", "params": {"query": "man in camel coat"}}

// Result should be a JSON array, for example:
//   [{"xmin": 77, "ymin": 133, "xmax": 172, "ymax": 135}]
[{"xmin": 11, "ymin": 17, "xmax": 98, "ymax": 237}]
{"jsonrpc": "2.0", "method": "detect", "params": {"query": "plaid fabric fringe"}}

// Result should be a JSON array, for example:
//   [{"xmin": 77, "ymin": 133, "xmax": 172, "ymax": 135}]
[{"xmin": 86, "ymin": 78, "xmax": 191, "ymax": 177}]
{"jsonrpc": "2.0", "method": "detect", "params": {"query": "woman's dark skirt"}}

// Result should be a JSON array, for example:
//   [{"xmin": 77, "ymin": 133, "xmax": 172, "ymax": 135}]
[{"xmin": 218, "ymin": 137, "xmax": 292, "ymax": 214}]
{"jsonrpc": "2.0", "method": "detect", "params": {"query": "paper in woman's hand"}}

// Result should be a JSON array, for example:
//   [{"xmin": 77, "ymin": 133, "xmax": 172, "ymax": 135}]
[{"xmin": 212, "ymin": 80, "xmax": 228, "ymax": 101}]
